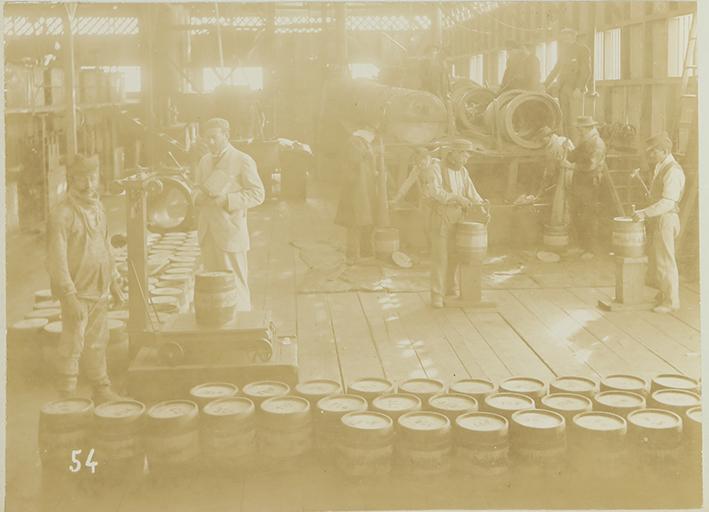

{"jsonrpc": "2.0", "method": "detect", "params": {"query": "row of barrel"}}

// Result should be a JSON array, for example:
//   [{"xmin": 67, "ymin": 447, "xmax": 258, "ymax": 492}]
[{"xmin": 39, "ymin": 372, "xmax": 702, "ymax": 481}]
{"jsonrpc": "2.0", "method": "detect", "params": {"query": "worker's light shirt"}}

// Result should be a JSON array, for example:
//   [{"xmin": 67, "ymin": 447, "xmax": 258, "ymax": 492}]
[
  {"xmin": 642, "ymin": 153, "xmax": 686, "ymax": 218},
  {"xmin": 423, "ymin": 159, "xmax": 483, "ymax": 205}
]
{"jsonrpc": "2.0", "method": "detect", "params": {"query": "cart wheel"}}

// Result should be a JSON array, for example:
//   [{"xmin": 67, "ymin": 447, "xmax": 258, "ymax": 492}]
[{"xmin": 157, "ymin": 342, "xmax": 184, "ymax": 366}]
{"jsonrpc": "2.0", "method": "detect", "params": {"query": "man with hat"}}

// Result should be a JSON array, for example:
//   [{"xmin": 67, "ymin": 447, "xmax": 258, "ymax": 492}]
[
  {"xmin": 544, "ymin": 28, "xmax": 591, "ymax": 141},
  {"xmin": 632, "ymin": 132, "xmax": 685, "ymax": 313},
  {"xmin": 194, "ymin": 117, "xmax": 266, "ymax": 311},
  {"xmin": 499, "ymin": 40, "xmax": 541, "ymax": 94},
  {"xmin": 46, "ymin": 154, "xmax": 126, "ymax": 403},
  {"xmin": 421, "ymin": 138, "xmax": 489, "ymax": 308},
  {"xmin": 567, "ymin": 115, "xmax": 606, "ymax": 259}
]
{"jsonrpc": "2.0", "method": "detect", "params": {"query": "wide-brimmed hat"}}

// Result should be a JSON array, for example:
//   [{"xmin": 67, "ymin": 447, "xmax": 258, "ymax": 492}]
[
  {"xmin": 440, "ymin": 138, "xmax": 476, "ymax": 153},
  {"xmin": 575, "ymin": 115, "xmax": 599, "ymax": 128},
  {"xmin": 644, "ymin": 132, "xmax": 672, "ymax": 152}
]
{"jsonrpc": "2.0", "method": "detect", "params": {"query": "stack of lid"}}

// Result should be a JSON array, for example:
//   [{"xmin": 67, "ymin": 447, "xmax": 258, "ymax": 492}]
[
  {"xmin": 259, "ymin": 396, "xmax": 313, "ymax": 468},
  {"xmin": 337, "ymin": 411, "xmax": 395, "ymax": 478},
  {"xmin": 396, "ymin": 411, "xmax": 452, "ymax": 477},
  {"xmin": 201, "ymin": 397, "xmax": 257, "ymax": 471},
  {"xmin": 454, "ymin": 412, "xmax": 510, "ymax": 480},
  {"xmin": 315, "ymin": 394, "xmax": 368, "ymax": 458}
]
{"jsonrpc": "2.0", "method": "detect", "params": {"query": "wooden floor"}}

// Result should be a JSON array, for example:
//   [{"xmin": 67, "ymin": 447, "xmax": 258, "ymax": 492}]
[{"xmin": 4, "ymin": 180, "xmax": 703, "ymax": 511}]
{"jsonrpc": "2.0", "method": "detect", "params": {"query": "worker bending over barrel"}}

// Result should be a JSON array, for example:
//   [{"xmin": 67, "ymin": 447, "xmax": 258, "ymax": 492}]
[
  {"xmin": 194, "ymin": 118, "xmax": 265, "ymax": 311},
  {"xmin": 422, "ymin": 139, "xmax": 489, "ymax": 308},
  {"xmin": 46, "ymin": 155, "xmax": 125, "ymax": 403},
  {"xmin": 632, "ymin": 132, "xmax": 685, "ymax": 313}
]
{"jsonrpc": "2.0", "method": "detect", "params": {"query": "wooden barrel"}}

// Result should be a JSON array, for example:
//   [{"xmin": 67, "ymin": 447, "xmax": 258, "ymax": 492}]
[
  {"xmin": 144, "ymin": 400, "xmax": 200, "ymax": 475},
  {"xmin": 372, "ymin": 393, "xmax": 422, "ymax": 424},
  {"xmin": 594, "ymin": 390, "xmax": 646, "ymax": 418},
  {"xmin": 189, "ymin": 382, "xmax": 239, "ymax": 409},
  {"xmin": 399, "ymin": 378, "xmax": 446, "ymax": 407},
  {"xmin": 92, "ymin": 400, "xmax": 146, "ymax": 477},
  {"xmin": 201, "ymin": 397, "xmax": 256, "ymax": 471},
  {"xmin": 483, "ymin": 393, "xmax": 535, "ymax": 421},
  {"xmin": 107, "ymin": 319, "xmax": 129, "ymax": 377},
  {"xmin": 347, "ymin": 377, "xmax": 395, "ymax": 403},
  {"xmin": 499, "ymin": 376, "xmax": 547, "ymax": 406},
  {"xmin": 396, "ymin": 411, "xmax": 452, "ymax": 477},
  {"xmin": 295, "ymin": 379, "xmax": 342, "ymax": 409},
  {"xmin": 315, "ymin": 394, "xmax": 368, "ymax": 457},
  {"xmin": 194, "ymin": 272, "xmax": 238, "ymax": 327},
  {"xmin": 651, "ymin": 374, "xmax": 700, "ymax": 394},
  {"xmin": 543, "ymin": 224, "xmax": 569, "ymax": 253},
  {"xmin": 549, "ymin": 376, "xmax": 598, "ymax": 399},
  {"xmin": 8, "ymin": 318, "xmax": 48, "ymax": 381},
  {"xmin": 510, "ymin": 409, "xmax": 566, "ymax": 475},
  {"xmin": 570, "ymin": 411, "xmax": 628, "ymax": 479},
  {"xmin": 38, "ymin": 398, "xmax": 94, "ymax": 471},
  {"xmin": 337, "ymin": 411, "xmax": 394, "ymax": 478},
  {"xmin": 450, "ymin": 378, "xmax": 498, "ymax": 403},
  {"xmin": 540, "ymin": 393, "xmax": 593, "ymax": 424},
  {"xmin": 259, "ymin": 396, "xmax": 313, "ymax": 467},
  {"xmin": 373, "ymin": 227, "xmax": 400, "ymax": 260},
  {"xmin": 650, "ymin": 389, "xmax": 701, "ymax": 417},
  {"xmin": 428, "ymin": 393, "xmax": 478, "ymax": 423},
  {"xmin": 26, "ymin": 308, "xmax": 61, "ymax": 322},
  {"xmin": 684, "ymin": 407, "xmax": 702, "ymax": 481},
  {"xmin": 42, "ymin": 321, "xmax": 63, "ymax": 371},
  {"xmin": 455, "ymin": 412, "xmax": 510, "ymax": 479},
  {"xmin": 242, "ymin": 380, "xmax": 290, "ymax": 408},
  {"xmin": 601, "ymin": 374, "xmax": 649, "ymax": 397},
  {"xmin": 455, "ymin": 221, "xmax": 487, "ymax": 264},
  {"xmin": 627, "ymin": 408, "xmax": 683, "ymax": 477},
  {"xmin": 612, "ymin": 217, "xmax": 645, "ymax": 258}
]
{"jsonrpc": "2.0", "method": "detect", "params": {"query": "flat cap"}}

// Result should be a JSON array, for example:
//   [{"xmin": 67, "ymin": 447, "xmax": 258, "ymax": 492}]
[
  {"xmin": 442, "ymin": 138, "xmax": 476, "ymax": 153},
  {"xmin": 203, "ymin": 117, "xmax": 230, "ymax": 133},
  {"xmin": 645, "ymin": 132, "xmax": 672, "ymax": 152},
  {"xmin": 575, "ymin": 115, "xmax": 599, "ymax": 127},
  {"xmin": 68, "ymin": 154, "xmax": 99, "ymax": 175}
]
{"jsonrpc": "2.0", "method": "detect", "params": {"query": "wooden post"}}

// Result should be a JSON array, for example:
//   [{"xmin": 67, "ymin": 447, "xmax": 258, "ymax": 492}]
[
  {"xmin": 598, "ymin": 256, "xmax": 655, "ymax": 311},
  {"xmin": 335, "ymin": 3, "xmax": 348, "ymax": 70},
  {"xmin": 431, "ymin": 3, "xmax": 443, "ymax": 48},
  {"xmin": 140, "ymin": 6, "xmax": 157, "ymax": 168},
  {"xmin": 61, "ymin": 4, "xmax": 78, "ymax": 160}
]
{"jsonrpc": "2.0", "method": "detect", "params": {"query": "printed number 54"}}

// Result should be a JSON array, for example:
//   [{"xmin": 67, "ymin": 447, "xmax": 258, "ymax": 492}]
[{"xmin": 69, "ymin": 449, "xmax": 98, "ymax": 474}]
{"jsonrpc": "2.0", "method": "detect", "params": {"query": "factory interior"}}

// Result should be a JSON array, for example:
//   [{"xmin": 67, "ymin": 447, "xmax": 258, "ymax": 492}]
[{"xmin": 3, "ymin": 1, "xmax": 703, "ymax": 511}]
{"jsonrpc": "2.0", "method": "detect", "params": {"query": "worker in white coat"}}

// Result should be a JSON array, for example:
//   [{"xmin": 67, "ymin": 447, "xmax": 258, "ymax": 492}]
[
  {"xmin": 194, "ymin": 118, "xmax": 266, "ymax": 311},
  {"xmin": 632, "ymin": 132, "xmax": 685, "ymax": 313}
]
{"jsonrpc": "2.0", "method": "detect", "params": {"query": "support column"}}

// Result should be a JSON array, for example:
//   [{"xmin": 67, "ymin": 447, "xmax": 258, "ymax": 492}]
[
  {"xmin": 431, "ymin": 2, "xmax": 443, "ymax": 48},
  {"xmin": 335, "ymin": 3, "xmax": 348, "ymax": 72},
  {"xmin": 61, "ymin": 4, "xmax": 78, "ymax": 161}
]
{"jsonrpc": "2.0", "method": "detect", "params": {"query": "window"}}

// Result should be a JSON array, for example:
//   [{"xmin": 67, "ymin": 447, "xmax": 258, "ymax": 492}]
[
  {"xmin": 594, "ymin": 28, "xmax": 621, "ymax": 80},
  {"xmin": 469, "ymin": 54, "xmax": 484, "ymax": 84},
  {"xmin": 497, "ymin": 50, "xmax": 507, "ymax": 84},
  {"xmin": 349, "ymin": 63, "xmax": 380, "ymax": 80},
  {"xmin": 80, "ymin": 65, "xmax": 142, "ymax": 94},
  {"xmin": 202, "ymin": 67, "xmax": 264, "ymax": 92},
  {"xmin": 668, "ymin": 14, "xmax": 695, "ymax": 77},
  {"xmin": 536, "ymin": 41, "xmax": 558, "ymax": 79}
]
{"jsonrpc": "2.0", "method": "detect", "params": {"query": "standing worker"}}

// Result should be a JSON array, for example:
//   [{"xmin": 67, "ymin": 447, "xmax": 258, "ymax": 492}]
[
  {"xmin": 567, "ymin": 115, "xmax": 606, "ymax": 260},
  {"xmin": 46, "ymin": 155, "xmax": 125, "ymax": 403},
  {"xmin": 632, "ymin": 133, "xmax": 685, "ymax": 313},
  {"xmin": 194, "ymin": 118, "xmax": 266, "ymax": 311},
  {"xmin": 544, "ymin": 28, "xmax": 591, "ymax": 141},
  {"xmin": 335, "ymin": 124, "xmax": 378, "ymax": 265},
  {"xmin": 422, "ymin": 139, "xmax": 489, "ymax": 308},
  {"xmin": 499, "ymin": 41, "xmax": 541, "ymax": 94}
]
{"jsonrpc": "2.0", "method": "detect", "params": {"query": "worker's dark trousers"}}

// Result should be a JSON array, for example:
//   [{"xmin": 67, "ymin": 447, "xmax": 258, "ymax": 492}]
[
  {"xmin": 346, "ymin": 225, "xmax": 373, "ymax": 261},
  {"xmin": 571, "ymin": 178, "xmax": 599, "ymax": 253},
  {"xmin": 559, "ymin": 84, "xmax": 584, "ymax": 142}
]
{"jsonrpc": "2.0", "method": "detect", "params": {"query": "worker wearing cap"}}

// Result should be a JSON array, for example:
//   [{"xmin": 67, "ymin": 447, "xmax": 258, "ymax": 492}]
[
  {"xmin": 46, "ymin": 154, "xmax": 125, "ymax": 403},
  {"xmin": 632, "ymin": 133, "xmax": 685, "ymax": 313},
  {"xmin": 194, "ymin": 117, "xmax": 265, "ymax": 311},
  {"xmin": 567, "ymin": 115, "xmax": 606, "ymax": 259},
  {"xmin": 499, "ymin": 40, "xmax": 541, "ymax": 94},
  {"xmin": 544, "ymin": 28, "xmax": 591, "ymax": 141},
  {"xmin": 422, "ymin": 139, "xmax": 489, "ymax": 308},
  {"xmin": 335, "ymin": 124, "xmax": 378, "ymax": 264}
]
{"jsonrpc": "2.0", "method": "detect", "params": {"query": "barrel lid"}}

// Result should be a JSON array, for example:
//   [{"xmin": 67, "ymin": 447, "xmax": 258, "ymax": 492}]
[
  {"xmin": 652, "ymin": 374, "xmax": 699, "ymax": 391},
  {"xmin": 536, "ymin": 251, "xmax": 561, "ymax": 263},
  {"xmin": 171, "ymin": 255, "xmax": 196, "ymax": 263},
  {"xmin": 34, "ymin": 300, "xmax": 60, "ymax": 309},
  {"xmin": 151, "ymin": 287, "xmax": 182, "ymax": 296},
  {"xmin": 107, "ymin": 319, "xmax": 125, "ymax": 331},
  {"xmin": 190, "ymin": 382, "xmax": 238, "ymax": 398},
  {"xmin": 456, "ymin": 412, "xmax": 508, "ymax": 433},
  {"xmin": 107, "ymin": 310, "xmax": 129, "ymax": 321},
  {"xmin": 12, "ymin": 318, "xmax": 49, "ymax": 330},
  {"xmin": 41, "ymin": 398, "xmax": 93, "ymax": 416},
  {"xmin": 398, "ymin": 411, "xmax": 450, "ymax": 431},
  {"xmin": 148, "ymin": 400, "xmax": 198, "ymax": 419},
  {"xmin": 348, "ymin": 377, "xmax": 394, "ymax": 394},
  {"xmin": 429, "ymin": 393, "xmax": 478, "ymax": 412},
  {"xmin": 261, "ymin": 396, "xmax": 310, "ymax": 415},
  {"xmin": 373, "ymin": 393, "xmax": 422, "ymax": 412},
  {"xmin": 500, "ymin": 376, "xmax": 546, "ymax": 394},
  {"xmin": 341, "ymin": 411, "xmax": 393, "ymax": 431},
  {"xmin": 541, "ymin": 393, "xmax": 593, "ymax": 412},
  {"xmin": 196, "ymin": 271, "xmax": 234, "ymax": 280},
  {"xmin": 242, "ymin": 380, "xmax": 290, "ymax": 398},
  {"xmin": 34, "ymin": 289, "xmax": 52, "ymax": 300},
  {"xmin": 613, "ymin": 216, "xmax": 635, "ymax": 223},
  {"xmin": 318, "ymin": 394, "xmax": 368, "ymax": 413},
  {"xmin": 399, "ymin": 378, "xmax": 446, "ymax": 395},
  {"xmin": 450, "ymin": 378, "xmax": 498, "ymax": 396},
  {"xmin": 627, "ymin": 409, "xmax": 682, "ymax": 430},
  {"xmin": 203, "ymin": 397, "xmax": 255, "ymax": 417},
  {"xmin": 484, "ymin": 393, "xmax": 535, "ymax": 411},
  {"xmin": 159, "ymin": 274, "xmax": 191, "ymax": 282},
  {"xmin": 652, "ymin": 389, "xmax": 701, "ymax": 408},
  {"xmin": 391, "ymin": 251, "xmax": 413, "ymax": 269},
  {"xmin": 95, "ymin": 400, "xmax": 145, "ymax": 420},
  {"xmin": 511, "ymin": 409, "xmax": 565, "ymax": 430},
  {"xmin": 165, "ymin": 267, "xmax": 192, "ymax": 274},
  {"xmin": 595, "ymin": 391, "xmax": 646, "ymax": 408},
  {"xmin": 26, "ymin": 308, "xmax": 60, "ymax": 319},
  {"xmin": 686, "ymin": 407, "xmax": 702, "ymax": 425},
  {"xmin": 43, "ymin": 321, "xmax": 63, "ymax": 334},
  {"xmin": 602, "ymin": 374, "xmax": 647, "ymax": 392},
  {"xmin": 573, "ymin": 411, "xmax": 626, "ymax": 432},
  {"xmin": 295, "ymin": 379, "xmax": 342, "ymax": 397},
  {"xmin": 150, "ymin": 295, "xmax": 178, "ymax": 305},
  {"xmin": 551, "ymin": 376, "xmax": 598, "ymax": 393}
]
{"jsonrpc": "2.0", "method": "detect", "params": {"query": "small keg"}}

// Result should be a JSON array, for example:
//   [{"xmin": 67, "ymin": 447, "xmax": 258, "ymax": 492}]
[
  {"xmin": 259, "ymin": 396, "xmax": 313, "ymax": 468},
  {"xmin": 372, "ymin": 393, "xmax": 422, "ymax": 424},
  {"xmin": 612, "ymin": 217, "xmax": 645, "ymax": 258},
  {"xmin": 39, "ymin": 398, "xmax": 94, "ymax": 471},
  {"xmin": 396, "ymin": 411, "xmax": 452, "ymax": 477},
  {"xmin": 8, "ymin": 318, "xmax": 48, "ymax": 381},
  {"xmin": 627, "ymin": 408, "xmax": 683, "ymax": 478},
  {"xmin": 684, "ymin": 407, "xmax": 702, "ymax": 481},
  {"xmin": 398, "ymin": 378, "xmax": 446, "ymax": 407},
  {"xmin": 650, "ymin": 389, "xmax": 701, "ymax": 417},
  {"xmin": 107, "ymin": 319, "xmax": 130, "ymax": 377},
  {"xmin": 570, "ymin": 411, "xmax": 628, "ymax": 479},
  {"xmin": 337, "ymin": 411, "xmax": 395, "ymax": 478},
  {"xmin": 549, "ymin": 375, "xmax": 598, "ymax": 399},
  {"xmin": 373, "ymin": 227, "xmax": 400, "ymax": 260},
  {"xmin": 540, "ymin": 393, "xmax": 593, "ymax": 424},
  {"xmin": 315, "ymin": 394, "xmax": 368, "ymax": 458},
  {"xmin": 144, "ymin": 400, "xmax": 200, "ymax": 475},
  {"xmin": 295, "ymin": 379, "xmax": 342, "ymax": 409},
  {"xmin": 242, "ymin": 380, "xmax": 290, "ymax": 408},
  {"xmin": 601, "ymin": 374, "xmax": 649, "ymax": 397},
  {"xmin": 92, "ymin": 400, "xmax": 146, "ymax": 478},
  {"xmin": 456, "ymin": 221, "xmax": 488, "ymax": 264},
  {"xmin": 651, "ymin": 374, "xmax": 700, "ymax": 394},
  {"xmin": 194, "ymin": 272, "xmax": 238, "ymax": 327},
  {"xmin": 201, "ymin": 397, "xmax": 256, "ymax": 471},
  {"xmin": 189, "ymin": 382, "xmax": 239, "ymax": 409},
  {"xmin": 594, "ymin": 391, "xmax": 646, "ymax": 418},
  {"xmin": 347, "ymin": 377, "xmax": 395, "ymax": 403},
  {"xmin": 543, "ymin": 224, "xmax": 569, "ymax": 253},
  {"xmin": 499, "ymin": 376, "xmax": 547, "ymax": 405},
  {"xmin": 510, "ymin": 409, "xmax": 566, "ymax": 475},
  {"xmin": 427, "ymin": 393, "xmax": 478, "ymax": 423},
  {"xmin": 42, "ymin": 321, "xmax": 63, "ymax": 371},
  {"xmin": 454, "ymin": 412, "xmax": 510, "ymax": 480},
  {"xmin": 449, "ymin": 378, "xmax": 498, "ymax": 403},
  {"xmin": 483, "ymin": 392, "xmax": 535, "ymax": 421}
]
